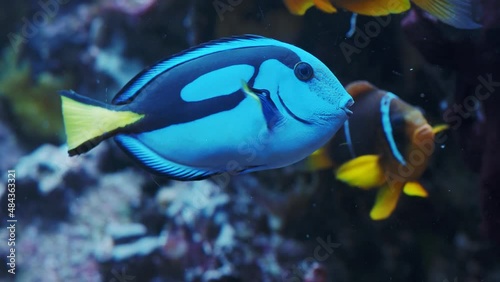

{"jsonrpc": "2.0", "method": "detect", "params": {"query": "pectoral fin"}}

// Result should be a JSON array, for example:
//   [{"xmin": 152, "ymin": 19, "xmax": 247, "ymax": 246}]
[
  {"xmin": 241, "ymin": 80, "xmax": 283, "ymax": 130},
  {"xmin": 403, "ymin": 181, "xmax": 428, "ymax": 197},
  {"xmin": 370, "ymin": 183, "xmax": 402, "ymax": 220},
  {"xmin": 241, "ymin": 79, "xmax": 260, "ymax": 103},
  {"xmin": 336, "ymin": 155, "xmax": 385, "ymax": 189}
]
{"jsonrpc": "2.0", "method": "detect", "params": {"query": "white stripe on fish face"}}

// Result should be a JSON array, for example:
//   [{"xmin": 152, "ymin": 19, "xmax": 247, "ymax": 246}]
[
  {"xmin": 180, "ymin": 64, "xmax": 255, "ymax": 102},
  {"xmin": 380, "ymin": 92, "xmax": 407, "ymax": 166}
]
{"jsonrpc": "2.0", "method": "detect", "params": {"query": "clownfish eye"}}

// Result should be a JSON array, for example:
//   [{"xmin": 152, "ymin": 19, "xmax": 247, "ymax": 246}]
[{"xmin": 294, "ymin": 62, "xmax": 314, "ymax": 81}]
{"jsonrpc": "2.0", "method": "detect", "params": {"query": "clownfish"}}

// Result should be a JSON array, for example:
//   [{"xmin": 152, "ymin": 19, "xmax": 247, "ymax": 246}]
[
  {"xmin": 59, "ymin": 35, "xmax": 354, "ymax": 181},
  {"xmin": 283, "ymin": 0, "xmax": 481, "ymax": 29},
  {"xmin": 306, "ymin": 81, "xmax": 448, "ymax": 220}
]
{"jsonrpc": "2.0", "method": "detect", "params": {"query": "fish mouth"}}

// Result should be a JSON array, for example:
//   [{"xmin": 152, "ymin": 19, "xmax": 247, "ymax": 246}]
[
  {"xmin": 342, "ymin": 107, "xmax": 353, "ymax": 117},
  {"xmin": 414, "ymin": 124, "xmax": 433, "ymax": 141},
  {"xmin": 342, "ymin": 98, "xmax": 355, "ymax": 117}
]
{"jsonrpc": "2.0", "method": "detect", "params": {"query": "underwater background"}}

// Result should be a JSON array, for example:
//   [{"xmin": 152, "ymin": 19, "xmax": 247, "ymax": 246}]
[{"xmin": 1, "ymin": 0, "xmax": 500, "ymax": 281}]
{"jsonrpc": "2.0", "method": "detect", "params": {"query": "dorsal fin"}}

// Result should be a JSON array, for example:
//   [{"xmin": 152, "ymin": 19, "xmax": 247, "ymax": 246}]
[
  {"xmin": 345, "ymin": 81, "xmax": 378, "ymax": 100},
  {"xmin": 112, "ymin": 35, "xmax": 283, "ymax": 105}
]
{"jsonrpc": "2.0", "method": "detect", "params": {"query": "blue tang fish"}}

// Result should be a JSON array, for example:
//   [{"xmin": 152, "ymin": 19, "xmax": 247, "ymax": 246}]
[{"xmin": 60, "ymin": 35, "xmax": 354, "ymax": 180}]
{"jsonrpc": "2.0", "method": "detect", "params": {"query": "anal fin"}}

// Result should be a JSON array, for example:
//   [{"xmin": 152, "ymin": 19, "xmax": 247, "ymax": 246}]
[
  {"xmin": 114, "ymin": 134, "xmax": 219, "ymax": 181},
  {"xmin": 370, "ymin": 183, "xmax": 403, "ymax": 220}
]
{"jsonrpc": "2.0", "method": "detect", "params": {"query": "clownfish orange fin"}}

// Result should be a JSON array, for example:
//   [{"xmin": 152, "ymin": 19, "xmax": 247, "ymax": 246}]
[
  {"xmin": 305, "ymin": 147, "xmax": 334, "ymax": 171},
  {"xmin": 283, "ymin": 0, "xmax": 316, "ymax": 15},
  {"xmin": 334, "ymin": 0, "xmax": 410, "ymax": 16},
  {"xmin": 313, "ymin": 0, "xmax": 337, "ymax": 13},
  {"xmin": 345, "ymin": 81, "xmax": 378, "ymax": 99},
  {"xmin": 335, "ymin": 155, "xmax": 385, "ymax": 189},
  {"xmin": 284, "ymin": 0, "xmax": 337, "ymax": 15},
  {"xmin": 370, "ymin": 183, "xmax": 403, "ymax": 220},
  {"xmin": 403, "ymin": 181, "xmax": 429, "ymax": 197},
  {"xmin": 432, "ymin": 124, "xmax": 449, "ymax": 135}
]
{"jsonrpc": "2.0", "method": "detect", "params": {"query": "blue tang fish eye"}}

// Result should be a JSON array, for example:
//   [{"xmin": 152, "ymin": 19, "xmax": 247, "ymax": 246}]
[
  {"xmin": 58, "ymin": 34, "xmax": 354, "ymax": 181},
  {"xmin": 294, "ymin": 62, "xmax": 314, "ymax": 81}
]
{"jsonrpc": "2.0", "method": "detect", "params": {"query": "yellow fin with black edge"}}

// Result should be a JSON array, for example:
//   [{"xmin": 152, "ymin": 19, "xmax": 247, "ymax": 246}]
[
  {"xmin": 60, "ymin": 91, "xmax": 144, "ymax": 154},
  {"xmin": 241, "ymin": 80, "xmax": 261, "ymax": 106},
  {"xmin": 283, "ymin": 0, "xmax": 316, "ymax": 15},
  {"xmin": 403, "ymin": 181, "xmax": 428, "ymax": 197},
  {"xmin": 370, "ymin": 183, "xmax": 402, "ymax": 220},
  {"xmin": 411, "ymin": 0, "xmax": 482, "ymax": 29},
  {"xmin": 336, "ymin": 155, "xmax": 385, "ymax": 189},
  {"xmin": 313, "ymin": 0, "xmax": 337, "ymax": 13},
  {"xmin": 432, "ymin": 124, "xmax": 449, "ymax": 135},
  {"xmin": 306, "ymin": 147, "xmax": 334, "ymax": 171},
  {"xmin": 334, "ymin": 0, "xmax": 410, "ymax": 16}
]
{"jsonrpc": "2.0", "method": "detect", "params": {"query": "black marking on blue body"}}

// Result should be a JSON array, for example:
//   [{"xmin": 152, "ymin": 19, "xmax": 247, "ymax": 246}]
[
  {"xmin": 112, "ymin": 35, "xmax": 268, "ymax": 105},
  {"xmin": 118, "ymin": 45, "xmax": 301, "ymax": 133},
  {"xmin": 276, "ymin": 87, "xmax": 312, "ymax": 125}
]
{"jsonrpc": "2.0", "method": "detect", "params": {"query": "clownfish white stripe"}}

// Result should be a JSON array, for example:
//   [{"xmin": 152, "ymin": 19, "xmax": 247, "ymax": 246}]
[
  {"xmin": 344, "ymin": 119, "xmax": 356, "ymax": 159},
  {"xmin": 380, "ymin": 92, "xmax": 407, "ymax": 166}
]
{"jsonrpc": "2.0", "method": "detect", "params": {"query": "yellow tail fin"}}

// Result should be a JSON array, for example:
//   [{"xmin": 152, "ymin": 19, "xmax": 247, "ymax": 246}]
[{"xmin": 60, "ymin": 91, "xmax": 144, "ymax": 155}]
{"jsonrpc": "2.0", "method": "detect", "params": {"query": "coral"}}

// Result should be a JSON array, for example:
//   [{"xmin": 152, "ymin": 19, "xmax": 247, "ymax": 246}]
[
  {"xmin": 0, "ymin": 47, "xmax": 72, "ymax": 144},
  {"xmin": 0, "ymin": 142, "xmax": 148, "ymax": 281},
  {"xmin": 0, "ymin": 122, "xmax": 24, "ymax": 177}
]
